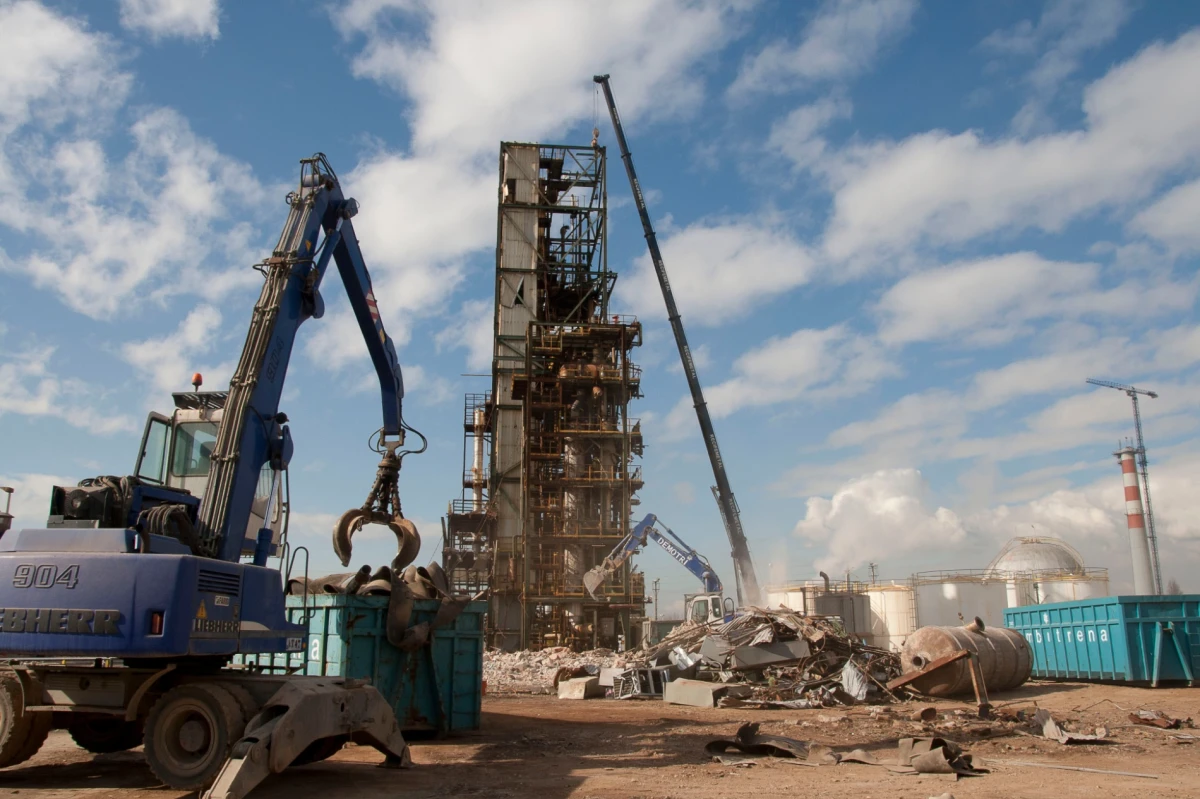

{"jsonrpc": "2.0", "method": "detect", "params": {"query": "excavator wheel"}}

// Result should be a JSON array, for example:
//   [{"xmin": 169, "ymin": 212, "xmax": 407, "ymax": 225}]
[
  {"xmin": 0, "ymin": 671, "xmax": 50, "ymax": 768},
  {"xmin": 68, "ymin": 718, "xmax": 145, "ymax": 754},
  {"xmin": 216, "ymin": 682, "xmax": 259, "ymax": 725},
  {"xmin": 144, "ymin": 684, "xmax": 246, "ymax": 791}
]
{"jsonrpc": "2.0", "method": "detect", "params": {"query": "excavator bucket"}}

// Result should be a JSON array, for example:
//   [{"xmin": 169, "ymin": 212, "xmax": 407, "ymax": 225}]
[
  {"xmin": 582, "ymin": 566, "xmax": 609, "ymax": 600},
  {"xmin": 204, "ymin": 679, "xmax": 410, "ymax": 799}
]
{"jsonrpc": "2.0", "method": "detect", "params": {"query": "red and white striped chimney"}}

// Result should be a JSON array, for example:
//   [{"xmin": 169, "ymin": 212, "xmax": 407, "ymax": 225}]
[{"xmin": 1116, "ymin": 446, "xmax": 1155, "ymax": 595}]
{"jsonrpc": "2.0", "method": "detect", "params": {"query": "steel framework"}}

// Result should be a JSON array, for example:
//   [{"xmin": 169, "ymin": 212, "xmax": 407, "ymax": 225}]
[{"xmin": 444, "ymin": 142, "xmax": 646, "ymax": 650}]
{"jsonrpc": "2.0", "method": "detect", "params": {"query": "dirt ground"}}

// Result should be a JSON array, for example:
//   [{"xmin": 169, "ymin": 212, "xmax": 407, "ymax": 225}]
[{"xmin": 1, "ymin": 681, "xmax": 1198, "ymax": 799}]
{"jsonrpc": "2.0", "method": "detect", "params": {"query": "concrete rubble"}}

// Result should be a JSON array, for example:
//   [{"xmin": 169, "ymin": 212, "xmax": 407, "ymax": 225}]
[{"xmin": 484, "ymin": 647, "xmax": 624, "ymax": 694}]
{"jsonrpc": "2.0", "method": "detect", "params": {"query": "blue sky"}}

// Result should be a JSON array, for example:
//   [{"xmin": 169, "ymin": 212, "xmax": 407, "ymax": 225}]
[{"xmin": 2, "ymin": 0, "xmax": 1199, "ymax": 614}]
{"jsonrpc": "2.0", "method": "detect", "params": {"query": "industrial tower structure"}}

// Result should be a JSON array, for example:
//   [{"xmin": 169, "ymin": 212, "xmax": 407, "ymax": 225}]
[
  {"xmin": 1086, "ymin": 378, "xmax": 1162, "ymax": 593},
  {"xmin": 443, "ymin": 141, "xmax": 646, "ymax": 651}
]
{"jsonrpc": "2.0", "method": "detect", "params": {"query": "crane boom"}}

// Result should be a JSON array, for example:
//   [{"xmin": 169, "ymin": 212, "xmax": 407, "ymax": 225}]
[
  {"xmin": 593, "ymin": 74, "xmax": 761, "ymax": 606},
  {"xmin": 1086, "ymin": 377, "xmax": 1162, "ymax": 592}
]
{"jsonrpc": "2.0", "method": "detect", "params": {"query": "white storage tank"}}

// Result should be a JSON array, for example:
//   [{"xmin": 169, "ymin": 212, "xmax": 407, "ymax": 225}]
[
  {"xmin": 1027, "ymin": 569, "xmax": 1110, "ymax": 604},
  {"xmin": 988, "ymin": 537, "xmax": 1110, "ymax": 608},
  {"xmin": 764, "ymin": 583, "xmax": 809, "ymax": 614},
  {"xmin": 912, "ymin": 571, "xmax": 1009, "ymax": 629},
  {"xmin": 865, "ymin": 582, "xmax": 916, "ymax": 652}
]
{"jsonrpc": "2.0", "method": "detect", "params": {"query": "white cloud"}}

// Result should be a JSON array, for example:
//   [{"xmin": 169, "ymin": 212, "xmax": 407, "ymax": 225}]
[
  {"xmin": 981, "ymin": 0, "xmax": 1132, "ymax": 134},
  {"xmin": 120, "ymin": 304, "xmax": 233, "ymax": 401},
  {"xmin": 767, "ymin": 95, "xmax": 852, "ymax": 171},
  {"xmin": 794, "ymin": 468, "xmax": 966, "ymax": 574},
  {"xmin": 303, "ymin": 149, "xmax": 493, "ymax": 370},
  {"xmin": 436, "ymin": 299, "xmax": 493, "ymax": 371},
  {"xmin": 0, "ymin": 4, "xmax": 270, "ymax": 321},
  {"xmin": 0, "ymin": 2, "xmax": 129, "ymax": 137},
  {"xmin": 119, "ymin": 0, "xmax": 219, "ymax": 41},
  {"xmin": 0, "ymin": 473, "xmax": 75, "ymax": 532},
  {"xmin": 338, "ymin": 0, "xmax": 742, "ymax": 157},
  {"xmin": 617, "ymin": 220, "xmax": 817, "ymax": 325},
  {"xmin": 876, "ymin": 253, "xmax": 1096, "ymax": 346},
  {"xmin": 5, "ymin": 104, "xmax": 269, "ymax": 318},
  {"xmin": 818, "ymin": 29, "xmax": 1200, "ymax": 265},
  {"xmin": 1131, "ymin": 177, "xmax": 1200, "ymax": 252},
  {"xmin": 666, "ymin": 343, "xmax": 712, "ymax": 376},
  {"xmin": 660, "ymin": 324, "xmax": 896, "ymax": 439},
  {"xmin": 0, "ymin": 345, "xmax": 136, "ymax": 434},
  {"xmin": 730, "ymin": 0, "xmax": 917, "ymax": 96},
  {"xmin": 876, "ymin": 253, "xmax": 1196, "ymax": 348}
]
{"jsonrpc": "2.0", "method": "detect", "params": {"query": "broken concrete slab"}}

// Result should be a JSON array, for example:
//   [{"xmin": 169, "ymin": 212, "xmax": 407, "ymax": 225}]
[
  {"xmin": 558, "ymin": 676, "xmax": 603, "ymax": 700},
  {"xmin": 664, "ymin": 678, "xmax": 752, "ymax": 708},
  {"xmin": 598, "ymin": 668, "xmax": 624, "ymax": 688}
]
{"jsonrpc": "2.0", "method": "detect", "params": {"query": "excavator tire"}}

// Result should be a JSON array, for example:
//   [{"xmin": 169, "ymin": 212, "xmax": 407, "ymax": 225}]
[
  {"xmin": 215, "ymin": 682, "xmax": 259, "ymax": 725},
  {"xmin": 144, "ymin": 684, "xmax": 246, "ymax": 791},
  {"xmin": 68, "ymin": 718, "xmax": 145, "ymax": 754},
  {"xmin": 0, "ymin": 671, "xmax": 50, "ymax": 768}
]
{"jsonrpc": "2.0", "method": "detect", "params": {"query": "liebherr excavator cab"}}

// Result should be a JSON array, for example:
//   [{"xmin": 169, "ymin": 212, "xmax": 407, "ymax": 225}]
[{"xmin": 129, "ymin": 380, "xmax": 285, "ymax": 557}]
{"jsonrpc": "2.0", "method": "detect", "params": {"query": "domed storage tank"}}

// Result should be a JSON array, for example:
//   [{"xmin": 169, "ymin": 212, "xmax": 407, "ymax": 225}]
[
  {"xmin": 901, "ymin": 618, "xmax": 1032, "ymax": 696},
  {"xmin": 988, "ymin": 537, "xmax": 1110, "ymax": 608}
]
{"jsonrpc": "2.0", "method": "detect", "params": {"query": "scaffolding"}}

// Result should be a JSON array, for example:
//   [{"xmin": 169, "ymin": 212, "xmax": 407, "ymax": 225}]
[
  {"xmin": 442, "ymin": 393, "xmax": 496, "ymax": 597},
  {"xmin": 444, "ymin": 141, "xmax": 646, "ymax": 651}
]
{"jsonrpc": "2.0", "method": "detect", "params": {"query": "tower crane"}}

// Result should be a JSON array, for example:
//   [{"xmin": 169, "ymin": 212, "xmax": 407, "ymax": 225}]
[
  {"xmin": 1086, "ymin": 377, "xmax": 1162, "ymax": 593},
  {"xmin": 593, "ymin": 74, "xmax": 761, "ymax": 607}
]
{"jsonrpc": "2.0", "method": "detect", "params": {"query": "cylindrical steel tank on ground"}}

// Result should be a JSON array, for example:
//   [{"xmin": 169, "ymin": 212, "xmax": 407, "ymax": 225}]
[
  {"xmin": 866, "ymin": 583, "xmax": 916, "ymax": 652},
  {"xmin": 901, "ymin": 618, "xmax": 1032, "ymax": 697}
]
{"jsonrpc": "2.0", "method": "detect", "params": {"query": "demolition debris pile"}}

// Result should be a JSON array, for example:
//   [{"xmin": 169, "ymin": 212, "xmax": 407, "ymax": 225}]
[
  {"xmin": 634, "ymin": 607, "xmax": 902, "ymax": 707},
  {"xmin": 485, "ymin": 648, "xmax": 625, "ymax": 694}
]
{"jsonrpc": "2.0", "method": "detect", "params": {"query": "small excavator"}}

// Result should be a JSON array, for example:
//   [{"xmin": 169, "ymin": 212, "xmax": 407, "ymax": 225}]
[
  {"xmin": 0, "ymin": 155, "xmax": 424, "ymax": 798},
  {"xmin": 583, "ymin": 513, "xmax": 734, "ymax": 626}
]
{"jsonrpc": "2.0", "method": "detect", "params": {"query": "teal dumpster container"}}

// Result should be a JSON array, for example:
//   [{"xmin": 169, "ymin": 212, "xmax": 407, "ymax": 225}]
[
  {"xmin": 239, "ymin": 595, "xmax": 485, "ymax": 734},
  {"xmin": 1004, "ymin": 595, "xmax": 1200, "ymax": 686}
]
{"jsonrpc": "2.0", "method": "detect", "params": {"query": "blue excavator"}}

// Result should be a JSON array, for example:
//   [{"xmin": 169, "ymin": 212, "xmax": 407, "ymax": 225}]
[
  {"xmin": 0, "ymin": 155, "xmax": 423, "ymax": 798},
  {"xmin": 583, "ymin": 513, "xmax": 734, "ymax": 626}
]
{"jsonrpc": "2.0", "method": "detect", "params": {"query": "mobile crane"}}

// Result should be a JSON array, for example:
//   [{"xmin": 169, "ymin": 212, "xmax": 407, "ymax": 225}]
[
  {"xmin": 0, "ymin": 155, "xmax": 422, "ymax": 799},
  {"xmin": 593, "ymin": 74, "xmax": 762, "ymax": 607},
  {"xmin": 583, "ymin": 514, "xmax": 734, "ymax": 626}
]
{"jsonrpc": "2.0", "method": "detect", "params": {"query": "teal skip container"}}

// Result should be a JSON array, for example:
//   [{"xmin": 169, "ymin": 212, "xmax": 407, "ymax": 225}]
[
  {"xmin": 237, "ymin": 595, "xmax": 485, "ymax": 734},
  {"xmin": 1003, "ymin": 595, "xmax": 1200, "ymax": 686}
]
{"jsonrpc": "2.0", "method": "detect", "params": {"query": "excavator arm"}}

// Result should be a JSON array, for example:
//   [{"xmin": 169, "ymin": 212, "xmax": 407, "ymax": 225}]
[
  {"xmin": 197, "ymin": 154, "xmax": 414, "ymax": 564},
  {"xmin": 584, "ymin": 513, "xmax": 722, "ymax": 598}
]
